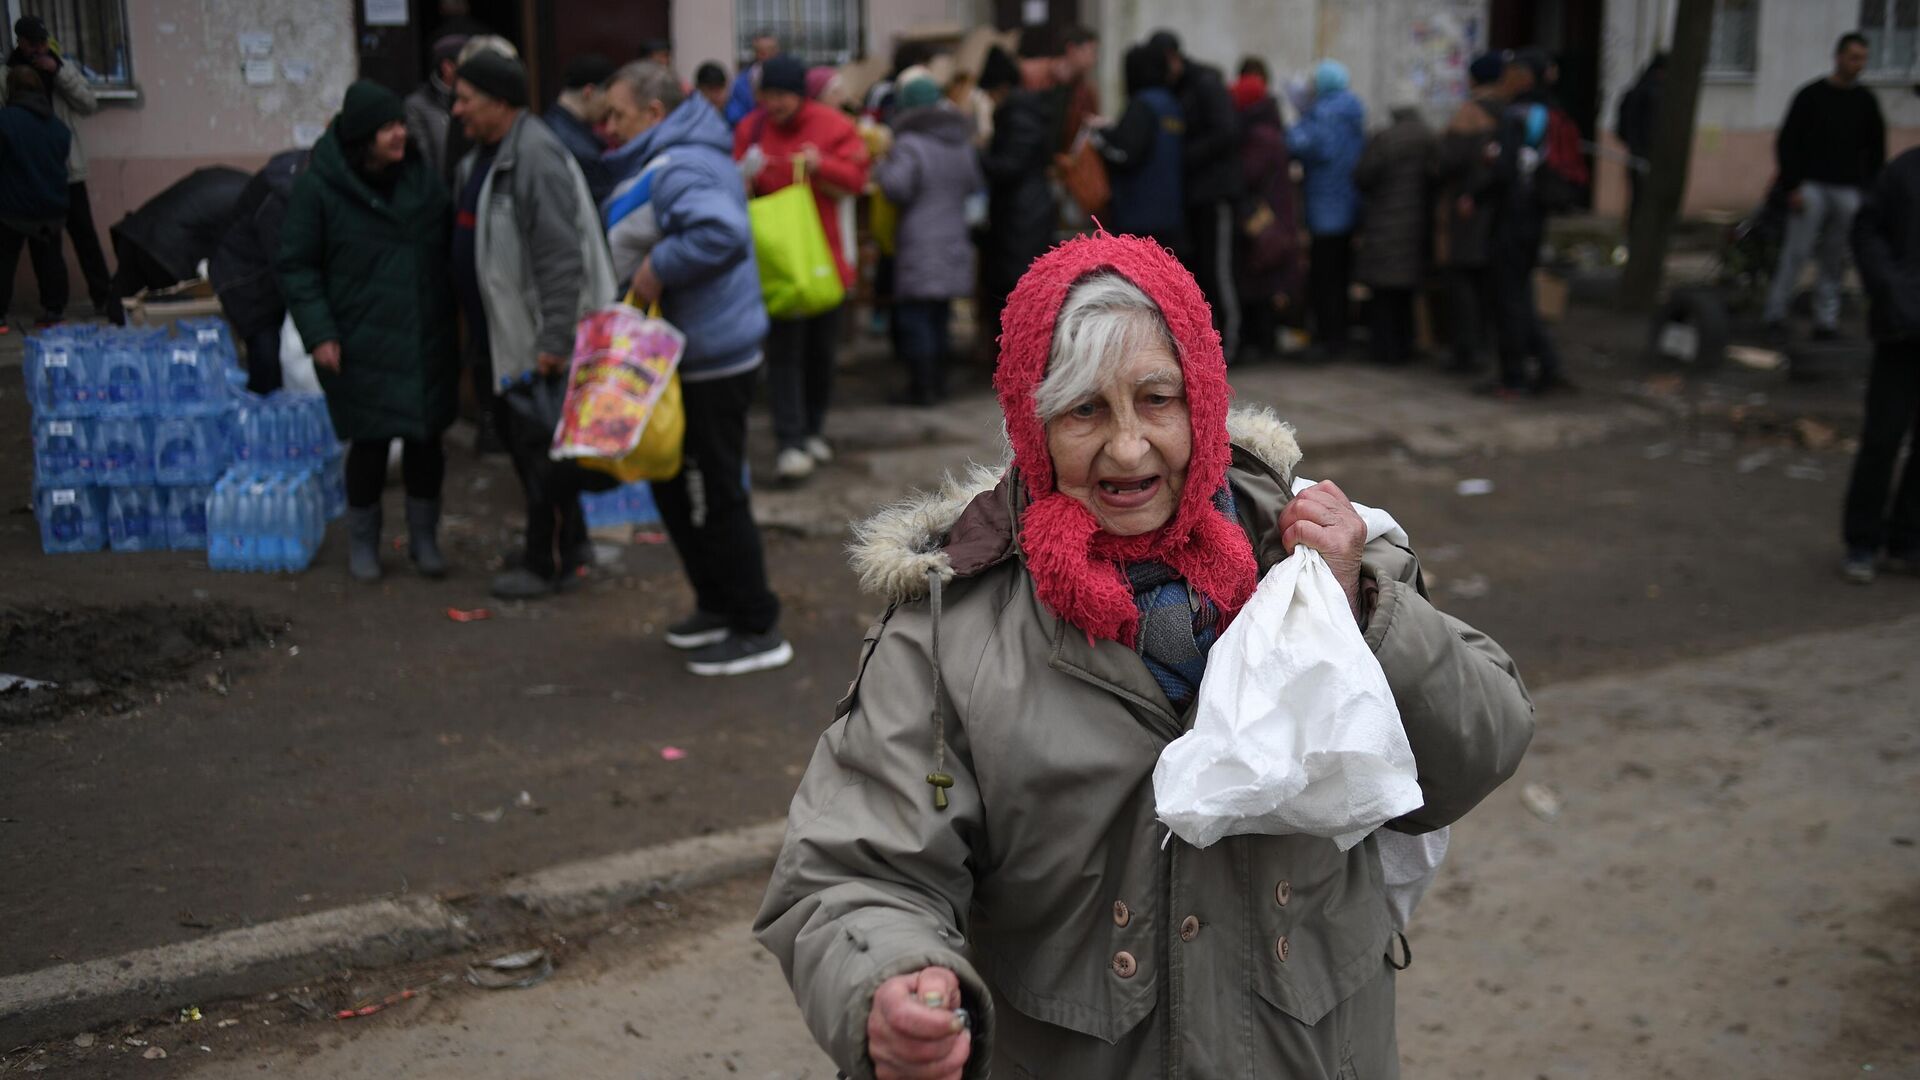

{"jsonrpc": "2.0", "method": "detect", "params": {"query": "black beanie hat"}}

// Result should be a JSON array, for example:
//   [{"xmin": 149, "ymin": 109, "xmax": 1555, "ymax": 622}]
[
  {"xmin": 335, "ymin": 79, "xmax": 407, "ymax": 145},
  {"xmin": 979, "ymin": 46, "xmax": 1019, "ymax": 93},
  {"xmin": 759, "ymin": 54, "xmax": 806, "ymax": 95},
  {"xmin": 458, "ymin": 50, "xmax": 530, "ymax": 108},
  {"xmin": 14, "ymin": 15, "xmax": 49, "ymax": 44}
]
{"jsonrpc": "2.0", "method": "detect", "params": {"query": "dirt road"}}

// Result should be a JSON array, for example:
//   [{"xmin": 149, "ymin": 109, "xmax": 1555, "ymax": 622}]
[{"xmin": 43, "ymin": 614, "xmax": 1899, "ymax": 1079}]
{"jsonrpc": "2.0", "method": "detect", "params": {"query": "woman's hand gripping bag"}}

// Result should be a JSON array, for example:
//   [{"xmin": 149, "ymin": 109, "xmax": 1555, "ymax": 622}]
[{"xmin": 1153, "ymin": 546, "xmax": 1424, "ymax": 851}]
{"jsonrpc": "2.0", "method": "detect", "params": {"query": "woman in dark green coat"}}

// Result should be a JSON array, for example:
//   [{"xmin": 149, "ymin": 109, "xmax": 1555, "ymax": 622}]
[{"xmin": 279, "ymin": 80, "xmax": 459, "ymax": 583}]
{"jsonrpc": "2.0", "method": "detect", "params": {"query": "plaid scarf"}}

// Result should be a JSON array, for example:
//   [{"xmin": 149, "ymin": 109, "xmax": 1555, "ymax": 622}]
[{"xmin": 1127, "ymin": 485, "xmax": 1237, "ymax": 711}]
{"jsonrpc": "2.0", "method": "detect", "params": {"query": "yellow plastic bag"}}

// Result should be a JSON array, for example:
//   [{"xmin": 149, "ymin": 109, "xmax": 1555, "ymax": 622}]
[{"xmin": 870, "ymin": 189, "xmax": 899, "ymax": 258}]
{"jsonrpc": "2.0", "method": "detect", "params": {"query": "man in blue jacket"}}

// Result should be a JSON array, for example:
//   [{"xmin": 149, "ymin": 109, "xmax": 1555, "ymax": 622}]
[
  {"xmin": 1288, "ymin": 59, "xmax": 1367, "ymax": 357},
  {"xmin": 725, "ymin": 31, "xmax": 780, "ymax": 128},
  {"xmin": 601, "ymin": 61, "xmax": 789, "ymax": 677}
]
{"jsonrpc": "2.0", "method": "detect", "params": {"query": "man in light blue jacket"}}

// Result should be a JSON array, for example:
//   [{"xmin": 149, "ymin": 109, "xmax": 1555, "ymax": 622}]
[
  {"xmin": 1288, "ymin": 60, "xmax": 1367, "ymax": 357},
  {"xmin": 601, "ymin": 61, "xmax": 789, "ymax": 677}
]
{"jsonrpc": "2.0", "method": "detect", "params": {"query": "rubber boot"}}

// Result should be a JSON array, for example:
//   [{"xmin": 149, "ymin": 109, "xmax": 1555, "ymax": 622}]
[
  {"xmin": 405, "ymin": 497, "xmax": 448, "ymax": 579},
  {"xmin": 347, "ymin": 505, "xmax": 383, "ymax": 583}
]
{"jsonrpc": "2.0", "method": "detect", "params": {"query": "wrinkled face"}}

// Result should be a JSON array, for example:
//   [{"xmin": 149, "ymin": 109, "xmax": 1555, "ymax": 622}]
[
  {"xmin": 763, "ymin": 87, "xmax": 802, "ymax": 124},
  {"xmin": 451, "ymin": 80, "xmax": 514, "ymax": 143},
  {"xmin": 1045, "ymin": 338, "xmax": 1191, "ymax": 537},
  {"xmin": 603, "ymin": 80, "xmax": 664, "ymax": 146},
  {"xmin": 370, "ymin": 119, "xmax": 409, "ymax": 166},
  {"xmin": 1836, "ymin": 42, "xmax": 1869, "ymax": 82}
]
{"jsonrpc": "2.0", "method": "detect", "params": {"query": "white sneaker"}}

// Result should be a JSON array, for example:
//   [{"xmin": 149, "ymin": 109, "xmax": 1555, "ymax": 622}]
[
  {"xmin": 775, "ymin": 446, "xmax": 815, "ymax": 482},
  {"xmin": 804, "ymin": 436, "xmax": 834, "ymax": 464}
]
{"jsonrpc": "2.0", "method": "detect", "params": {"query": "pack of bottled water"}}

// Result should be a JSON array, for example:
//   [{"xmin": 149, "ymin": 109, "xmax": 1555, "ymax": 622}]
[
  {"xmin": 206, "ymin": 469, "xmax": 328, "ymax": 572},
  {"xmin": 25, "ymin": 322, "xmax": 244, "ymax": 554}
]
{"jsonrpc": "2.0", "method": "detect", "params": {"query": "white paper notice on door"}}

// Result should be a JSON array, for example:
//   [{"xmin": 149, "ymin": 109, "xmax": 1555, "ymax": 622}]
[{"xmin": 365, "ymin": 0, "xmax": 407, "ymax": 26}]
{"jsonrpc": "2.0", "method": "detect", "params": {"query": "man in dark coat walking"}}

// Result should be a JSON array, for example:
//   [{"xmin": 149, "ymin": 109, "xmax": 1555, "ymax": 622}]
[
  {"xmin": 1841, "ymin": 137, "xmax": 1920, "ymax": 583},
  {"xmin": 977, "ymin": 43, "xmax": 1058, "ymax": 352},
  {"xmin": 1149, "ymin": 30, "xmax": 1243, "ymax": 361}
]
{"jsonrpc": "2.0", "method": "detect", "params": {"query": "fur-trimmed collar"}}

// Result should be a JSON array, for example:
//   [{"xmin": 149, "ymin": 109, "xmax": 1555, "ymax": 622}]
[{"xmin": 850, "ymin": 405, "xmax": 1303, "ymax": 604}]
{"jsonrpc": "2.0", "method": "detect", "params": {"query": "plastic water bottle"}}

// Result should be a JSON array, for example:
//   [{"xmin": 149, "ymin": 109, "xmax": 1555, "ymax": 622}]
[
  {"xmin": 36, "ymin": 486, "xmax": 106, "ymax": 553},
  {"xmin": 152, "ymin": 415, "xmax": 215, "ymax": 485},
  {"xmin": 206, "ymin": 477, "xmax": 236, "ymax": 568},
  {"xmin": 33, "ymin": 417, "xmax": 92, "ymax": 486},
  {"xmin": 166, "ymin": 486, "xmax": 211, "ymax": 551},
  {"xmin": 25, "ymin": 333, "xmax": 90, "ymax": 416},
  {"xmin": 107, "ymin": 487, "xmax": 166, "ymax": 552},
  {"xmin": 93, "ymin": 417, "xmax": 153, "ymax": 486},
  {"xmin": 152, "ymin": 338, "xmax": 226, "ymax": 412},
  {"xmin": 97, "ymin": 330, "xmax": 157, "ymax": 415}
]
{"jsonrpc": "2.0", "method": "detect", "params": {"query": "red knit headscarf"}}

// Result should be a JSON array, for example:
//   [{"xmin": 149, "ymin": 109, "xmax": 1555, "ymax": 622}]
[{"xmin": 995, "ymin": 233, "xmax": 1257, "ymax": 647}]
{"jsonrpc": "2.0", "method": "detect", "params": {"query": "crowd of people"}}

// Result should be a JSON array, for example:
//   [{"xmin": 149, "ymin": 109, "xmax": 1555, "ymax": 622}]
[{"xmin": 7, "ymin": 14, "xmax": 1915, "ymax": 649}]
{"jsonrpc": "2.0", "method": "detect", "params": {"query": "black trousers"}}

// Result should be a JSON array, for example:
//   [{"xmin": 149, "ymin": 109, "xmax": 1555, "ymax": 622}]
[
  {"xmin": 1446, "ymin": 266, "xmax": 1495, "ymax": 370},
  {"xmin": 766, "ymin": 306, "xmax": 840, "ymax": 450},
  {"xmin": 1493, "ymin": 251, "xmax": 1561, "ymax": 389},
  {"xmin": 242, "ymin": 326, "xmax": 284, "ymax": 395},
  {"xmin": 26, "ymin": 182, "xmax": 112, "ymax": 315},
  {"xmin": 0, "ymin": 221, "xmax": 59, "ymax": 320},
  {"xmin": 1367, "ymin": 287, "xmax": 1416, "ymax": 365},
  {"xmin": 1185, "ymin": 200, "xmax": 1240, "ymax": 360},
  {"xmin": 1842, "ymin": 345, "xmax": 1920, "ymax": 556},
  {"xmin": 344, "ymin": 437, "xmax": 446, "ymax": 509},
  {"xmin": 1308, "ymin": 232, "xmax": 1354, "ymax": 351},
  {"xmin": 495, "ymin": 391, "xmax": 614, "ymax": 580},
  {"xmin": 653, "ymin": 370, "xmax": 780, "ymax": 634},
  {"xmin": 893, "ymin": 298, "xmax": 951, "ymax": 402}
]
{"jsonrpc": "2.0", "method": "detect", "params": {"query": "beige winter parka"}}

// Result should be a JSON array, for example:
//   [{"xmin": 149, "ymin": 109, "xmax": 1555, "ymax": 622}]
[{"xmin": 756, "ymin": 407, "xmax": 1535, "ymax": 1079}]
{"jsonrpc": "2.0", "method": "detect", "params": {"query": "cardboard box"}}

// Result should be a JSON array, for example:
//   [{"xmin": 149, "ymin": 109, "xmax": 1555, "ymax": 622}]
[{"xmin": 124, "ymin": 278, "xmax": 225, "ymax": 330}]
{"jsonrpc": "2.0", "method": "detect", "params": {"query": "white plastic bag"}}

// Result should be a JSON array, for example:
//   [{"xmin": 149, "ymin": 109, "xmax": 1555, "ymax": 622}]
[
  {"xmin": 279, "ymin": 313, "xmax": 320, "ymax": 394},
  {"xmin": 1153, "ymin": 536, "xmax": 1424, "ymax": 852}
]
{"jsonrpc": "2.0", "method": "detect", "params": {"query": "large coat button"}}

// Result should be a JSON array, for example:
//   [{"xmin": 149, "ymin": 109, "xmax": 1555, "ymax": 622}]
[
  {"xmin": 1112, "ymin": 951, "xmax": 1138, "ymax": 978},
  {"xmin": 1275, "ymin": 880, "xmax": 1292, "ymax": 906},
  {"xmin": 1179, "ymin": 915, "xmax": 1200, "ymax": 942},
  {"xmin": 1112, "ymin": 900, "xmax": 1131, "ymax": 928},
  {"xmin": 1275, "ymin": 936, "xmax": 1290, "ymax": 963}
]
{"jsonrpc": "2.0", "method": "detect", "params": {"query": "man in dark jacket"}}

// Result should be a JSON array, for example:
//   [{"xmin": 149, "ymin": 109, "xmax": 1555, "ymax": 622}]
[
  {"xmin": 0, "ymin": 63, "xmax": 69, "ymax": 332},
  {"xmin": 1765, "ymin": 33, "xmax": 1885, "ymax": 341},
  {"xmin": 601, "ymin": 61, "xmax": 791, "ymax": 676},
  {"xmin": 1150, "ymin": 30, "xmax": 1242, "ymax": 361},
  {"xmin": 543, "ymin": 53, "xmax": 616, "ymax": 208},
  {"xmin": 1841, "ymin": 140, "xmax": 1920, "ymax": 583},
  {"xmin": 211, "ymin": 148, "xmax": 310, "ymax": 393},
  {"xmin": 978, "ymin": 43, "xmax": 1058, "ymax": 352},
  {"xmin": 6, "ymin": 14, "xmax": 111, "ymax": 324}
]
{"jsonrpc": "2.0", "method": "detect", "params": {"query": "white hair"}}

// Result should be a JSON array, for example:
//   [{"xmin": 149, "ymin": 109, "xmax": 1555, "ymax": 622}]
[
  {"xmin": 1033, "ymin": 272, "xmax": 1179, "ymax": 422},
  {"xmin": 457, "ymin": 34, "xmax": 518, "ymax": 65}
]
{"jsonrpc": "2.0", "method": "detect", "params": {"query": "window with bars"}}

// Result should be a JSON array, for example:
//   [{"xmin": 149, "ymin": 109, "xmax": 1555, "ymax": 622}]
[
  {"xmin": 12, "ymin": 0, "xmax": 134, "ymax": 93},
  {"xmin": 1707, "ymin": 0, "xmax": 1758, "ymax": 76},
  {"xmin": 1860, "ymin": 0, "xmax": 1919, "ymax": 73},
  {"xmin": 737, "ymin": 0, "xmax": 865, "ymax": 66}
]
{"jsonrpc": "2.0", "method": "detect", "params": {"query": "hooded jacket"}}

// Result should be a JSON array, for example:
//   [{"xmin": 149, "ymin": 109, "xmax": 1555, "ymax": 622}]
[
  {"xmin": 734, "ymin": 99, "xmax": 871, "ymax": 292},
  {"xmin": 757, "ymin": 415, "xmax": 1534, "ymax": 1079},
  {"xmin": 277, "ymin": 130, "xmax": 458, "ymax": 441},
  {"xmin": 603, "ymin": 95, "xmax": 769, "ymax": 382},
  {"xmin": 757, "ymin": 235, "xmax": 1533, "ymax": 1078},
  {"xmin": 1, "ymin": 48, "xmax": 94, "ymax": 181},
  {"xmin": 1288, "ymin": 88, "xmax": 1367, "ymax": 236},
  {"xmin": 872, "ymin": 104, "xmax": 984, "ymax": 301},
  {"xmin": 0, "ymin": 91, "xmax": 71, "ymax": 223},
  {"xmin": 455, "ymin": 112, "xmax": 618, "ymax": 384},
  {"xmin": 1098, "ymin": 86, "xmax": 1186, "ymax": 241}
]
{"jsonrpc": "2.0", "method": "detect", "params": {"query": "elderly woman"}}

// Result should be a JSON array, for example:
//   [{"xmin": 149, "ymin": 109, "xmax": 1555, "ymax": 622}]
[{"xmin": 756, "ymin": 233, "xmax": 1533, "ymax": 1079}]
